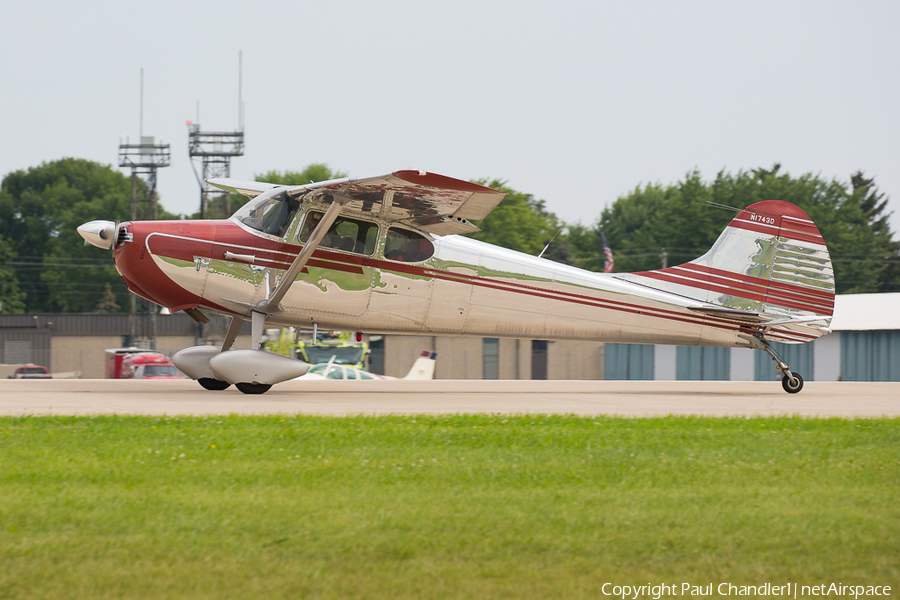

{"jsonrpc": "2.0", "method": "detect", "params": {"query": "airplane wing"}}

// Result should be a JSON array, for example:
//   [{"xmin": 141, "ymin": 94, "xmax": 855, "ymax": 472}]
[
  {"xmin": 209, "ymin": 171, "xmax": 506, "ymax": 235},
  {"xmin": 208, "ymin": 178, "xmax": 283, "ymax": 198}
]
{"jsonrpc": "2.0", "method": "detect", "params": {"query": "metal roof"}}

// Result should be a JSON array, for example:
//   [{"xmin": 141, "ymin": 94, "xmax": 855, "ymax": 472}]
[{"xmin": 830, "ymin": 293, "xmax": 900, "ymax": 331}]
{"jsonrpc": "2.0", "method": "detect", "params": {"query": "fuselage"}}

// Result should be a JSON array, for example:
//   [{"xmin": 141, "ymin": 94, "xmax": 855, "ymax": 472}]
[{"xmin": 111, "ymin": 209, "xmax": 805, "ymax": 350}]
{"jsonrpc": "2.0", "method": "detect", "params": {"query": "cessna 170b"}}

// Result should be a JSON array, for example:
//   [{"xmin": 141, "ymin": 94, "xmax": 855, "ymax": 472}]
[{"xmin": 78, "ymin": 170, "xmax": 834, "ymax": 395}]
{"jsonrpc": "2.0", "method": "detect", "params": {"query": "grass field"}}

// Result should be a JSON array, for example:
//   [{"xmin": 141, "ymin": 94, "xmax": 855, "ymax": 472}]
[{"xmin": 1, "ymin": 415, "xmax": 898, "ymax": 599}]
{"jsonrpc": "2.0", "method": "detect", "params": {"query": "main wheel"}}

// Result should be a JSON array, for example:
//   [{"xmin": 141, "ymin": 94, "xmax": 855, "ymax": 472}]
[
  {"xmin": 198, "ymin": 378, "xmax": 231, "ymax": 391},
  {"xmin": 781, "ymin": 373, "xmax": 804, "ymax": 394},
  {"xmin": 235, "ymin": 382, "xmax": 272, "ymax": 395}
]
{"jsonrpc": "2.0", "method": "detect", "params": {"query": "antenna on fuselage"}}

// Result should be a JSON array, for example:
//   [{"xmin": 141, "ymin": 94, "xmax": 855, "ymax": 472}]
[{"xmin": 538, "ymin": 226, "xmax": 564, "ymax": 259}]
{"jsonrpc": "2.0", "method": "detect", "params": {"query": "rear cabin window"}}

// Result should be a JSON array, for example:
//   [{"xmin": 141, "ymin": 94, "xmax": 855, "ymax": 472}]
[
  {"xmin": 385, "ymin": 228, "xmax": 434, "ymax": 263},
  {"xmin": 299, "ymin": 211, "xmax": 378, "ymax": 256}
]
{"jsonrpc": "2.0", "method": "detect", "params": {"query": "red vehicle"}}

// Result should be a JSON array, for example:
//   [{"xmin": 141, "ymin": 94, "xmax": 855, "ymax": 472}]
[
  {"xmin": 1, "ymin": 364, "xmax": 52, "ymax": 379},
  {"xmin": 104, "ymin": 348, "xmax": 182, "ymax": 379}
]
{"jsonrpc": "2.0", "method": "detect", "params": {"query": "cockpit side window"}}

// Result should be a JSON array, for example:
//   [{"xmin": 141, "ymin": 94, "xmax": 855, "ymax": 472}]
[
  {"xmin": 298, "ymin": 211, "xmax": 379, "ymax": 256},
  {"xmin": 232, "ymin": 189, "xmax": 300, "ymax": 237},
  {"xmin": 384, "ymin": 228, "xmax": 434, "ymax": 263}
]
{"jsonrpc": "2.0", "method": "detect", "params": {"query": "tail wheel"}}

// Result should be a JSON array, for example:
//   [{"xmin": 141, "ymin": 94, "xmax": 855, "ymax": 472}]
[
  {"xmin": 236, "ymin": 382, "xmax": 272, "ymax": 395},
  {"xmin": 781, "ymin": 373, "xmax": 804, "ymax": 394},
  {"xmin": 198, "ymin": 378, "xmax": 231, "ymax": 391}
]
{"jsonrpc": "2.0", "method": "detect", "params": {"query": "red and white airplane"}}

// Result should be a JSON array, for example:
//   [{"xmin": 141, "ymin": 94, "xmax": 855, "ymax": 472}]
[{"xmin": 78, "ymin": 170, "xmax": 834, "ymax": 394}]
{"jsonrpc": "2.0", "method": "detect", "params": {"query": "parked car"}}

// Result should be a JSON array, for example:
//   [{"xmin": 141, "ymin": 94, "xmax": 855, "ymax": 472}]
[{"xmin": 2, "ymin": 364, "xmax": 52, "ymax": 379}]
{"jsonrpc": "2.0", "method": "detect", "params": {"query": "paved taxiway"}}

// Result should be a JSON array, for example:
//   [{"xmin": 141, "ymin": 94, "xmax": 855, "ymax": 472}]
[{"xmin": 0, "ymin": 379, "xmax": 897, "ymax": 417}]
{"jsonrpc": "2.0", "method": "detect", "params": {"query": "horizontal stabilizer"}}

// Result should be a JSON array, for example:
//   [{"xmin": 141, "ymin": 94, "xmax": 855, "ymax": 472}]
[{"xmin": 687, "ymin": 306, "xmax": 768, "ymax": 323}]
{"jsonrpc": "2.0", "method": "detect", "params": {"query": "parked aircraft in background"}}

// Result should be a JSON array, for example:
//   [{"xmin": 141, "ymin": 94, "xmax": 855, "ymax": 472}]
[
  {"xmin": 78, "ymin": 170, "xmax": 834, "ymax": 394},
  {"xmin": 298, "ymin": 350, "xmax": 437, "ymax": 381}
]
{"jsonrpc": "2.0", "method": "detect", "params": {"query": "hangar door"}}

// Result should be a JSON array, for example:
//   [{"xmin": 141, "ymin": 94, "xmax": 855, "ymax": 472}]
[
  {"xmin": 605, "ymin": 344, "xmax": 654, "ymax": 380},
  {"xmin": 676, "ymin": 346, "xmax": 729, "ymax": 380},
  {"xmin": 840, "ymin": 331, "xmax": 900, "ymax": 381}
]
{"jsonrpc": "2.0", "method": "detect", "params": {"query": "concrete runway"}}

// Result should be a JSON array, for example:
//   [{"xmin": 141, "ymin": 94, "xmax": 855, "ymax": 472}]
[{"xmin": 0, "ymin": 379, "xmax": 897, "ymax": 417}]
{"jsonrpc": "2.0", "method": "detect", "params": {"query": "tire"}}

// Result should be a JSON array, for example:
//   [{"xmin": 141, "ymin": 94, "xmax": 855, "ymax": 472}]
[
  {"xmin": 198, "ymin": 378, "xmax": 231, "ymax": 391},
  {"xmin": 781, "ymin": 373, "xmax": 804, "ymax": 394},
  {"xmin": 236, "ymin": 382, "xmax": 272, "ymax": 395}
]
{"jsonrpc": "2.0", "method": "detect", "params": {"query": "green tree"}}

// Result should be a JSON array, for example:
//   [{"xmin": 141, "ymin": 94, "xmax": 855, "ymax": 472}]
[
  {"xmin": 94, "ymin": 283, "xmax": 121, "ymax": 313},
  {"xmin": 0, "ymin": 235, "xmax": 26, "ymax": 313},
  {"xmin": 468, "ymin": 179, "xmax": 563, "ymax": 256},
  {"xmin": 846, "ymin": 171, "xmax": 900, "ymax": 293},
  {"xmin": 563, "ymin": 223, "xmax": 603, "ymax": 271},
  {"xmin": 256, "ymin": 164, "xmax": 347, "ymax": 186},
  {"xmin": 0, "ymin": 158, "xmax": 142, "ymax": 312},
  {"xmin": 586, "ymin": 166, "xmax": 900, "ymax": 293}
]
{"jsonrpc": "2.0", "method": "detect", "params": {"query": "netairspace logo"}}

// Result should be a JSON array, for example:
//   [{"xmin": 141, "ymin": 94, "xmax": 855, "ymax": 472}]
[{"xmin": 600, "ymin": 583, "xmax": 892, "ymax": 600}]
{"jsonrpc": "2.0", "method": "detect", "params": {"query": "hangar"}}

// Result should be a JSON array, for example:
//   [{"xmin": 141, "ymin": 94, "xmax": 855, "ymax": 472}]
[
  {"xmin": 602, "ymin": 293, "xmax": 900, "ymax": 382},
  {"xmin": 1, "ymin": 293, "xmax": 897, "ymax": 381}
]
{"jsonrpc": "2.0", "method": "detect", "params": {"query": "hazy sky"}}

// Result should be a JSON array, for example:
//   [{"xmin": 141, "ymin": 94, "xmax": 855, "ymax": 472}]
[{"xmin": 2, "ymin": 0, "xmax": 898, "ymax": 232}]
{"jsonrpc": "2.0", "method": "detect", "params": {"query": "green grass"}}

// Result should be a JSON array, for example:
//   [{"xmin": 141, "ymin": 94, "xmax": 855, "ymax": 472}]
[{"xmin": 1, "ymin": 415, "xmax": 898, "ymax": 599}]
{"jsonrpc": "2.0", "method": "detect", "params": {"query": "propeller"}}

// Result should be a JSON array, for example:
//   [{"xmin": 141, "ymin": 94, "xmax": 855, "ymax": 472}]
[{"xmin": 77, "ymin": 220, "xmax": 117, "ymax": 250}]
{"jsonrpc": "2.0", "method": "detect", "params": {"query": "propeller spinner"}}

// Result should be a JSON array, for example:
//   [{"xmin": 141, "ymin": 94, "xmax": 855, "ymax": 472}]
[{"xmin": 77, "ymin": 220, "xmax": 117, "ymax": 250}]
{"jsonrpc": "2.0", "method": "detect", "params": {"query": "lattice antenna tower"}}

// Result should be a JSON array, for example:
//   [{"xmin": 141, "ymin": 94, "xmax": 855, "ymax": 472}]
[
  {"xmin": 118, "ymin": 67, "xmax": 171, "ymax": 221},
  {"xmin": 117, "ymin": 67, "xmax": 170, "ymax": 349},
  {"xmin": 188, "ymin": 51, "xmax": 245, "ymax": 218}
]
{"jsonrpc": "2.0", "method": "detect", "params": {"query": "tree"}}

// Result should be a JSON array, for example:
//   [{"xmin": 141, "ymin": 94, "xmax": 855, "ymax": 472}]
[
  {"xmin": 586, "ymin": 167, "xmax": 900, "ymax": 293},
  {"xmin": 0, "ymin": 158, "xmax": 142, "ymax": 312},
  {"xmin": 847, "ymin": 171, "xmax": 900, "ymax": 293},
  {"xmin": 94, "ymin": 283, "xmax": 120, "ymax": 313},
  {"xmin": 0, "ymin": 235, "xmax": 25, "ymax": 313},
  {"xmin": 467, "ymin": 179, "xmax": 564, "ymax": 256},
  {"xmin": 256, "ymin": 164, "xmax": 347, "ymax": 186}
]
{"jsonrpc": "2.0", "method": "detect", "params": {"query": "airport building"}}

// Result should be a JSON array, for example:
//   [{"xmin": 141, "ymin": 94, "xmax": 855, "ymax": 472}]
[
  {"xmin": 600, "ymin": 293, "xmax": 900, "ymax": 382},
  {"xmin": 1, "ymin": 293, "xmax": 897, "ymax": 381}
]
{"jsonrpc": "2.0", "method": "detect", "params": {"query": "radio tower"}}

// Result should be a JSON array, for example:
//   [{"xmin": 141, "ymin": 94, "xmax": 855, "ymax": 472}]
[
  {"xmin": 188, "ymin": 51, "xmax": 245, "ymax": 218},
  {"xmin": 118, "ymin": 68, "xmax": 170, "ymax": 348},
  {"xmin": 118, "ymin": 68, "xmax": 170, "ymax": 221}
]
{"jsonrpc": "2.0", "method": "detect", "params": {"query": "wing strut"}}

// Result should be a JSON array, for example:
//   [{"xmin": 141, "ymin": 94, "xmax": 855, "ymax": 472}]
[
  {"xmin": 259, "ymin": 197, "xmax": 346, "ymax": 313},
  {"xmin": 244, "ymin": 196, "xmax": 347, "ymax": 348}
]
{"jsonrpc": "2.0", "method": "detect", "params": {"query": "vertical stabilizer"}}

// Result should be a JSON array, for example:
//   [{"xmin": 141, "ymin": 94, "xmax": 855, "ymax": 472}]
[
  {"xmin": 623, "ymin": 201, "xmax": 835, "ymax": 342},
  {"xmin": 402, "ymin": 350, "xmax": 437, "ymax": 380}
]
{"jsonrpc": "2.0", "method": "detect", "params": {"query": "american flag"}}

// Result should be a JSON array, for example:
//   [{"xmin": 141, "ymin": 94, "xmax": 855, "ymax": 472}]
[{"xmin": 600, "ymin": 230, "xmax": 614, "ymax": 273}]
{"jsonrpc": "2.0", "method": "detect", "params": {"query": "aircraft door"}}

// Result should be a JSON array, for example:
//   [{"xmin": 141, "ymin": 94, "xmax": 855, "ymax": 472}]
[
  {"xmin": 368, "ymin": 227, "xmax": 436, "ymax": 333},
  {"xmin": 278, "ymin": 211, "xmax": 376, "ymax": 317}
]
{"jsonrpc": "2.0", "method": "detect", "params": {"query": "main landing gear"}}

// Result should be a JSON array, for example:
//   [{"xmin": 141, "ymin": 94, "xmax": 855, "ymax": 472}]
[
  {"xmin": 235, "ymin": 382, "xmax": 272, "ymax": 395},
  {"xmin": 198, "ymin": 377, "xmax": 231, "ymax": 391},
  {"xmin": 760, "ymin": 340, "xmax": 804, "ymax": 394}
]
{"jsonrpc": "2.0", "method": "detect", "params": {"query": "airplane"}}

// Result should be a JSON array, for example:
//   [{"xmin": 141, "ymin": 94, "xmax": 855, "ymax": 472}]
[
  {"xmin": 77, "ymin": 170, "xmax": 834, "ymax": 395},
  {"xmin": 298, "ymin": 350, "xmax": 437, "ymax": 381}
]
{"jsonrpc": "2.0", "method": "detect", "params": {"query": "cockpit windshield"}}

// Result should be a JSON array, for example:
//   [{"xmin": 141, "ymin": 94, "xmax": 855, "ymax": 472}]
[{"xmin": 232, "ymin": 189, "xmax": 300, "ymax": 237}]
